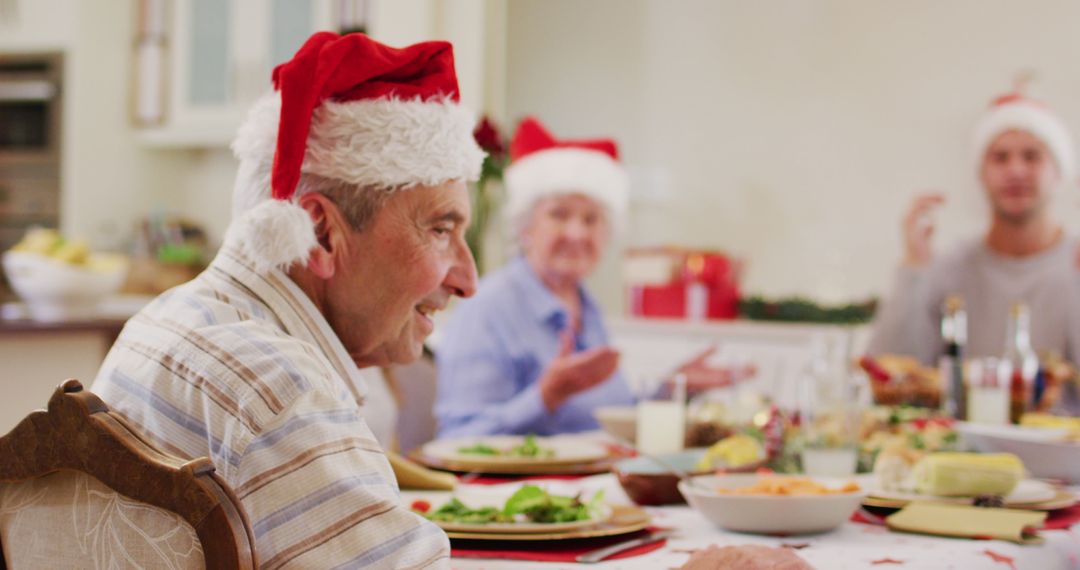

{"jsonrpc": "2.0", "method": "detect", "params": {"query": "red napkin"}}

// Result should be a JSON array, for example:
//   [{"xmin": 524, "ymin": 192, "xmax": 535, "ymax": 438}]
[
  {"xmin": 1042, "ymin": 502, "xmax": 1080, "ymax": 530},
  {"xmin": 450, "ymin": 527, "xmax": 667, "ymax": 562}
]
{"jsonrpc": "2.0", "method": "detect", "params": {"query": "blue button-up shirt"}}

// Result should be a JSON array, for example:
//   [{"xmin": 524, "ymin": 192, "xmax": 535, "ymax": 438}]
[{"xmin": 435, "ymin": 256, "xmax": 635, "ymax": 437}]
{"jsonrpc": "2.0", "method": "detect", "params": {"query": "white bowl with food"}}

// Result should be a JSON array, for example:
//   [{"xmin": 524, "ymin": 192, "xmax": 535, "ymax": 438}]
[
  {"xmin": 956, "ymin": 422, "xmax": 1080, "ymax": 483},
  {"xmin": 678, "ymin": 474, "xmax": 865, "ymax": 535},
  {"xmin": 3, "ymin": 250, "xmax": 128, "ymax": 322}
]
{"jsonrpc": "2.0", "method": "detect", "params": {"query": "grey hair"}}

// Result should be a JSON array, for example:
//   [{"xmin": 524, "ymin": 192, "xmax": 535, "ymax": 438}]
[
  {"xmin": 231, "ymin": 159, "xmax": 391, "ymax": 233},
  {"xmin": 292, "ymin": 173, "xmax": 391, "ymax": 232}
]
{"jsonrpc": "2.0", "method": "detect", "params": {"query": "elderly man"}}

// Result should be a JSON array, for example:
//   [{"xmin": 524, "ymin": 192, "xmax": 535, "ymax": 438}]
[
  {"xmin": 868, "ymin": 89, "xmax": 1080, "ymax": 401},
  {"xmin": 92, "ymin": 33, "xmax": 482, "ymax": 568}
]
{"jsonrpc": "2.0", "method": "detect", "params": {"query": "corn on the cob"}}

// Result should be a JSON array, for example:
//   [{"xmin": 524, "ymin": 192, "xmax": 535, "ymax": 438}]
[{"xmin": 912, "ymin": 452, "xmax": 1023, "ymax": 497}]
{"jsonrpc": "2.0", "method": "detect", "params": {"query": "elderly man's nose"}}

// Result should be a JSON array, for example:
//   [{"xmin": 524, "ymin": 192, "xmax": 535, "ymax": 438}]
[{"xmin": 446, "ymin": 241, "xmax": 478, "ymax": 298}]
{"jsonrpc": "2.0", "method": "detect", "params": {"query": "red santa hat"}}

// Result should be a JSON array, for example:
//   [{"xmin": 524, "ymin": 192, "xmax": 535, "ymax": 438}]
[
  {"xmin": 503, "ymin": 117, "xmax": 629, "ymax": 232},
  {"xmin": 972, "ymin": 90, "xmax": 1076, "ymax": 185},
  {"xmin": 228, "ymin": 32, "xmax": 484, "ymax": 272}
]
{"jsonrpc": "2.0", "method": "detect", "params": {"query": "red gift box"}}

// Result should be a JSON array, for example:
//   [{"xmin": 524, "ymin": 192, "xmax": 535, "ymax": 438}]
[{"xmin": 625, "ymin": 247, "xmax": 741, "ymax": 320}]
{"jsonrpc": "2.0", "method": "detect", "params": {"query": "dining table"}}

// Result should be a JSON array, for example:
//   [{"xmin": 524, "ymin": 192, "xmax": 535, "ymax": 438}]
[{"xmin": 401, "ymin": 454, "xmax": 1080, "ymax": 569}]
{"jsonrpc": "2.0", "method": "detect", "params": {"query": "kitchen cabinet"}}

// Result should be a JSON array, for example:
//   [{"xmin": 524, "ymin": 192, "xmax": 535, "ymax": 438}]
[{"xmin": 138, "ymin": 0, "xmax": 335, "ymax": 147}]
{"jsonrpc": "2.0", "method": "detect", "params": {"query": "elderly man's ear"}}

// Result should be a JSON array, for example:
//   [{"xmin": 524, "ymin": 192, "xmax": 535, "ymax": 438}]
[{"xmin": 296, "ymin": 192, "xmax": 349, "ymax": 279}]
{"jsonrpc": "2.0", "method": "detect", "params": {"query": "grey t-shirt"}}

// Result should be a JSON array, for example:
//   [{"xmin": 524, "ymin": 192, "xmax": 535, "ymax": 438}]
[{"xmin": 868, "ymin": 236, "xmax": 1080, "ymax": 412}]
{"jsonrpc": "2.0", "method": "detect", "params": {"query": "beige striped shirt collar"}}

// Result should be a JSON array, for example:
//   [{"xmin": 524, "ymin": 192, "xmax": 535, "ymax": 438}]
[{"xmin": 213, "ymin": 244, "xmax": 368, "ymax": 404}]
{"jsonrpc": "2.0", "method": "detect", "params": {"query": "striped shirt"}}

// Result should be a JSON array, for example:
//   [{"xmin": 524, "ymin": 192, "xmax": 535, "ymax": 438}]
[
  {"xmin": 435, "ymin": 256, "xmax": 634, "ymax": 437},
  {"xmin": 92, "ymin": 244, "xmax": 449, "ymax": 569}
]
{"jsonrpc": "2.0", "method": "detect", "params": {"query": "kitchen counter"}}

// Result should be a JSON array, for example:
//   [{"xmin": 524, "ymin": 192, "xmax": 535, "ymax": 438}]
[{"xmin": 0, "ymin": 296, "xmax": 150, "ymax": 434}]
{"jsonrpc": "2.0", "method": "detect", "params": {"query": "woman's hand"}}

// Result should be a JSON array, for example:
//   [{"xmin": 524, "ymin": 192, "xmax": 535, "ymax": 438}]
[
  {"xmin": 672, "ymin": 346, "xmax": 757, "ymax": 393},
  {"xmin": 902, "ymin": 193, "xmax": 945, "ymax": 268},
  {"xmin": 539, "ymin": 331, "xmax": 620, "ymax": 413}
]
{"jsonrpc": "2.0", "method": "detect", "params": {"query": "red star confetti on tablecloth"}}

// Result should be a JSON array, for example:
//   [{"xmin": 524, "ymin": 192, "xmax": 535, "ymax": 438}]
[
  {"xmin": 870, "ymin": 558, "xmax": 905, "ymax": 565},
  {"xmin": 982, "ymin": 549, "xmax": 1017, "ymax": 569}
]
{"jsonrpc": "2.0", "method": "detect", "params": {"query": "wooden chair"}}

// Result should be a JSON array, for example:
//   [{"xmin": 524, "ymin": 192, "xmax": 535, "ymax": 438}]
[{"xmin": 0, "ymin": 379, "xmax": 257, "ymax": 569}]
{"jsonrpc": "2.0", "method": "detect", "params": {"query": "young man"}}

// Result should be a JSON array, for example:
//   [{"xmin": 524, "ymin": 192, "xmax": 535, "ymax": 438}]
[
  {"xmin": 868, "ymin": 90, "xmax": 1080, "ymax": 411},
  {"xmin": 92, "ymin": 32, "xmax": 483, "ymax": 568}
]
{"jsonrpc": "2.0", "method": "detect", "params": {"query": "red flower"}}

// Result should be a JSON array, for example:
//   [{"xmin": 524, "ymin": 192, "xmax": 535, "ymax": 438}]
[{"xmin": 473, "ymin": 116, "xmax": 506, "ymax": 156}]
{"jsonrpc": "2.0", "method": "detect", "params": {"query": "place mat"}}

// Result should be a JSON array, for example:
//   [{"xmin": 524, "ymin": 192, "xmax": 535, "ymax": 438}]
[{"xmin": 451, "ymin": 526, "xmax": 665, "ymax": 562}]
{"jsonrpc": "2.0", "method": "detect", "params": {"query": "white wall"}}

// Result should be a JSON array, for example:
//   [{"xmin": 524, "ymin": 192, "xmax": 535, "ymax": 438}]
[{"xmin": 505, "ymin": 0, "xmax": 1080, "ymax": 313}]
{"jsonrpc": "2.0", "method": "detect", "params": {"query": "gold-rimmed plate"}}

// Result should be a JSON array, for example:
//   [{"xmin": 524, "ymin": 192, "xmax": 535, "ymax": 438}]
[
  {"xmin": 436, "ymin": 506, "xmax": 612, "ymax": 534},
  {"xmin": 421, "ymin": 436, "xmax": 610, "ymax": 470},
  {"xmin": 863, "ymin": 483, "xmax": 1076, "ymax": 511},
  {"xmin": 444, "ymin": 505, "xmax": 650, "ymax": 541}
]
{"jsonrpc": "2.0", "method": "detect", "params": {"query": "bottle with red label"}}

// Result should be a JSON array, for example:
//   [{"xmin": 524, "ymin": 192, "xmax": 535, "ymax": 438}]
[{"xmin": 1001, "ymin": 302, "xmax": 1039, "ymax": 424}]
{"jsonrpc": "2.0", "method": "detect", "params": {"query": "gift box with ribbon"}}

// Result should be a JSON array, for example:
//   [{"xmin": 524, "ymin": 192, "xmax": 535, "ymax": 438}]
[{"xmin": 625, "ymin": 247, "xmax": 741, "ymax": 320}]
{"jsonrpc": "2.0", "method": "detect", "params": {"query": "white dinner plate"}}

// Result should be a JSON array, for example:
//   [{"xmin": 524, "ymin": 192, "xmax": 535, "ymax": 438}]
[{"xmin": 421, "ymin": 435, "xmax": 611, "ymax": 468}]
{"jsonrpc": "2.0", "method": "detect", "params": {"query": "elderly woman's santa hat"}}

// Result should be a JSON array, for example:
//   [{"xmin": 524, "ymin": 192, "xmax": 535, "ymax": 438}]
[
  {"xmin": 503, "ymin": 117, "xmax": 629, "ymax": 231},
  {"xmin": 972, "ymin": 90, "xmax": 1076, "ymax": 184},
  {"xmin": 228, "ymin": 32, "xmax": 484, "ymax": 272}
]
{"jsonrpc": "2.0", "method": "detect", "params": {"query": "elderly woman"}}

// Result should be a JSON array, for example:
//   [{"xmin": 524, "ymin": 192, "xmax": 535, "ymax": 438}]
[{"xmin": 435, "ymin": 117, "xmax": 635, "ymax": 437}]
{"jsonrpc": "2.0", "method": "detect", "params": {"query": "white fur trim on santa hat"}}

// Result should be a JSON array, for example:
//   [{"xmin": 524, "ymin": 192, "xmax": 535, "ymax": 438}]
[
  {"xmin": 504, "ymin": 147, "xmax": 629, "ymax": 232},
  {"xmin": 973, "ymin": 100, "xmax": 1077, "ymax": 184},
  {"xmin": 232, "ymin": 91, "xmax": 484, "ymax": 193},
  {"xmin": 224, "ymin": 199, "xmax": 317, "ymax": 274}
]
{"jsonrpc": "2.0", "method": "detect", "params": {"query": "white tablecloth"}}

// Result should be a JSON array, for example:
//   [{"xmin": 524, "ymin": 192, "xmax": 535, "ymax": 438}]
[{"xmin": 402, "ymin": 474, "xmax": 1080, "ymax": 570}]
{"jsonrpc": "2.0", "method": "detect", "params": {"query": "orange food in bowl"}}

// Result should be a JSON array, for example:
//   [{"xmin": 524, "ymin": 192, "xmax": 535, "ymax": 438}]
[{"xmin": 716, "ymin": 477, "xmax": 860, "ymax": 496}]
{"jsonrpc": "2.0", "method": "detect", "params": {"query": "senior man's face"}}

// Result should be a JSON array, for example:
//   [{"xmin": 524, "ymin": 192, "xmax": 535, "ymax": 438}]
[
  {"xmin": 328, "ymin": 181, "xmax": 477, "ymax": 367},
  {"xmin": 522, "ymin": 194, "xmax": 609, "ymax": 285},
  {"xmin": 981, "ymin": 129, "xmax": 1060, "ymax": 224}
]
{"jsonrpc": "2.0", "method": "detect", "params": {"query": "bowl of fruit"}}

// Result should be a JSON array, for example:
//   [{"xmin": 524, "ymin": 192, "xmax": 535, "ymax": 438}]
[{"xmin": 3, "ymin": 228, "xmax": 129, "ymax": 322}]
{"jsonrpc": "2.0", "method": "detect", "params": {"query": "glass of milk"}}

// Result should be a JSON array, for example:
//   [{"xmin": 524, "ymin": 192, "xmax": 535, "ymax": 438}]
[
  {"xmin": 636, "ymin": 374, "xmax": 687, "ymax": 455},
  {"xmin": 798, "ymin": 372, "xmax": 860, "ymax": 478},
  {"xmin": 966, "ymin": 357, "xmax": 1010, "ymax": 425}
]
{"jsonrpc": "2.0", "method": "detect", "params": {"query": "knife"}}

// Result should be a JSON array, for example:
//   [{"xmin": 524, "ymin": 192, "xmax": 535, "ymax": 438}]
[{"xmin": 575, "ymin": 530, "xmax": 674, "ymax": 564}]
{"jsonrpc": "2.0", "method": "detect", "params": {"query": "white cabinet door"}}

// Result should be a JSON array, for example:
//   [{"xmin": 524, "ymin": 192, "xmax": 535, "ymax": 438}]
[{"xmin": 140, "ymin": 0, "xmax": 335, "ymax": 147}]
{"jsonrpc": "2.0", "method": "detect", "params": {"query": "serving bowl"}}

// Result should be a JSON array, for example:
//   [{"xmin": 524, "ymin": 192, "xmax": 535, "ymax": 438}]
[
  {"xmin": 3, "ymin": 251, "xmax": 128, "ymax": 322},
  {"xmin": 612, "ymin": 449, "xmax": 710, "ymax": 505},
  {"xmin": 678, "ymin": 473, "xmax": 865, "ymax": 535}
]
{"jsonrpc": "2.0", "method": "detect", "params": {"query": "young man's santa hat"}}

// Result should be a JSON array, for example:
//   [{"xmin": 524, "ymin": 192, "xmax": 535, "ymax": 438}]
[
  {"xmin": 972, "ymin": 89, "xmax": 1076, "ymax": 185},
  {"xmin": 228, "ymin": 32, "xmax": 484, "ymax": 272},
  {"xmin": 503, "ymin": 117, "xmax": 629, "ymax": 231}
]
